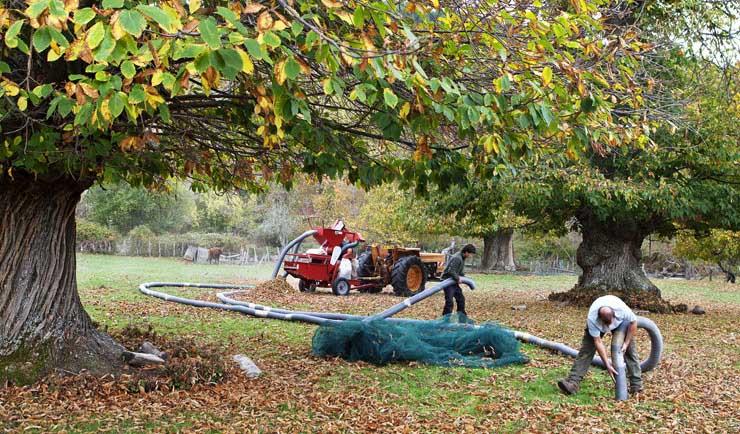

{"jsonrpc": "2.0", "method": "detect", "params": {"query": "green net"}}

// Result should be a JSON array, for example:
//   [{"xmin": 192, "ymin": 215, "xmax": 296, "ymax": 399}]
[{"xmin": 311, "ymin": 314, "xmax": 529, "ymax": 368}]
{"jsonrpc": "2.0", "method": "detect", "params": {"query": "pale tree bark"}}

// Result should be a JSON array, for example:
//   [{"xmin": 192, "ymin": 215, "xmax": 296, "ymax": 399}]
[
  {"xmin": 0, "ymin": 174, "xmax": 123, "ymax": 384},
  {"xmin": 480, "ymin": 229, "xmax": 516, "ymax": 271}
]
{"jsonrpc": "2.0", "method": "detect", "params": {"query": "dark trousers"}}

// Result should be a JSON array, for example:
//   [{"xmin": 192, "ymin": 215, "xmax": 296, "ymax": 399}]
[{"xmin": 442, "ymin": 284, "xmax": 466, "ymax": 316}]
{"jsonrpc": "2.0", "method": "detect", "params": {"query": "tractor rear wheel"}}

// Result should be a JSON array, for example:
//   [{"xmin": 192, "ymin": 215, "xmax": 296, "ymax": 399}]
[
  {"xmin": 332, "ymin": 277, "xmax": 351, "ymax": 296},
  {"xmin": 357, "ymin": 252, "xmax": 375, "ymax": 277},
  {"xmin": 391, "ymin": 256, "xmax": 427, "ymax": 296}
]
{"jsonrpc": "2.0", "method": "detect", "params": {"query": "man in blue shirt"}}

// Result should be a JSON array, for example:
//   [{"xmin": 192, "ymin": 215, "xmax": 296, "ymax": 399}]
[{"xmin": 558, "ymin": 295, "xmax": 642, "ymax": 395}]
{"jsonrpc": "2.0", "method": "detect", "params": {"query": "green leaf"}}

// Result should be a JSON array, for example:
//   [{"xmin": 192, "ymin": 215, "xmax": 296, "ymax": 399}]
[
  {"xmin": 47, "ymin": 27, "xmax": 69, "ymax": 48},
  {"xmin": 129, "ymin": 85, "xmax": 145, "ymax": 104},
  {"xmin": 263, "ymin": 31, "xmax": 281, "ymax": 48},
  {"xmin": 194, "ymin": 51, "xmax": 210, "ymax": 73},
  {"xmin": 159, "ymin": 104, "xmax": 171, "ymax": 123},
  {"xmin": 580, "ymin": 95, "xmax": 597, "ymax": 113},
  {"xmin": 215, "ymin": 48, "xmax": 242, "ymax": 79},
  {"xmin": 244, "ymin": 39, "xmax": 263, "ymax": 60},
  {"xmin": 102, "ymin": 0, "xmax": 124, "ymax": 9},
  {"xmin": 216, "ymin": 6, "xmax": 238, "ymax": 24},
  {"xmin": 121, "ymin": 60, "xmax": 136, "ymax": 79},
  {"xmin": 86, "ymin": 22, "xmax": 106, "ymax": 50},
  {"xmin": 93, "ymin": 31, "xmax": 116, "ymax": 62},
  {"xmin": 199, "ymin": 17, "xmax": 221, "ymax": 49},
  {"xmin": 73, "ymin": 8, "xmax": 96, "ymax": 25},
  {"xmin": 323, "ymin": 79, "xmax": 333, "ymax": 95},
  {"xmin": 0, "ymin": 61, "xmax": 10, "ymax": 74},
  {"xmin": 284, "ymin": 56, "xmax": 301, "ymax": 80},
  {"xmin": 136, "ymin": 5, "xmax": 177, "ymax": 32},
  {"xmin": 383, "ymin": 88, "xmax": 399, "ymax": 108},
  {"xmin": 119, "ymin": 10, "xmax": 147, "ymax": 38},
  {"xmin": 109, "ymin": 92, "xmax": 126, "ymax": 118},
  {"xmin": 48, "ymin": 0, "xmax": 65, "ymax": 17},
  {"xmin": 58, "ymin": 97, "xmax": 73, "ymax": 117},
  {"xmin": 6, "ymin": 21, "xmax": 23, "ymax": 40},
  {"xmin": 32, "ymin": 28, "xmax": 51, "ymax": 52},
  {"xmin": 173, "ymin": 43, "xmax": 207, "ymax": 60},
  {"xmin": 26, "ymin": 0, "xmax": 50, "ymax": 19},
  {"xmin": 539, "ymin": 103, "xmax": 555, "ymax": 126},
  {"xmin": 353, "ymin": 7, "xmax": 365, "ymax": 28}
]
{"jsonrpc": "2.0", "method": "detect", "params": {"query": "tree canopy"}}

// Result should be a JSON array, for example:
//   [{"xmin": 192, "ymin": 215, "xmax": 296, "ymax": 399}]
[{"xmin": 2, "ymin": 0, "xmax": 650, "ymax": 191}]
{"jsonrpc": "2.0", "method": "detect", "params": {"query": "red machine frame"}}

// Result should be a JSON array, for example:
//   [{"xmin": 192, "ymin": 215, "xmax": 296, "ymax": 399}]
[{"xmin": 282, "ymin": 223, "xmax": 380, "ymax": 294}]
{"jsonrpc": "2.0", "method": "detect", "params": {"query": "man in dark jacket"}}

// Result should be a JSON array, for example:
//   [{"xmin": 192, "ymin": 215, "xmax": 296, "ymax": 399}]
[{"xmin": 441, "ymin": 243, "xmax": 476, "ymax": 316}]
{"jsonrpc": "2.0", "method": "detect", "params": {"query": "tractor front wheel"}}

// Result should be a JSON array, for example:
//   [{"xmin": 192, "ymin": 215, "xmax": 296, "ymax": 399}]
[
  {"xmin": 332, "ymin": 277, "xmax": 351, "ymax": 296},
  {"xmin": 357, "ymin": 252, "xmax": 375, "ymax": 277},
  {"xmin": 298, "ymin": 279, "xmax": 316, "ymax": 293},
  {"xmin": 391, "ymin": 256, "xmax": 427, "ymax": 296}
]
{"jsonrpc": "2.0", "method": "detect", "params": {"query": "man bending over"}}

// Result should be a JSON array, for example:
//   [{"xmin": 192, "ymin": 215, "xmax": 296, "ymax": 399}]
[{"xmin": 558, "ymin": 295, "xmax": 642, "ymax": 396}]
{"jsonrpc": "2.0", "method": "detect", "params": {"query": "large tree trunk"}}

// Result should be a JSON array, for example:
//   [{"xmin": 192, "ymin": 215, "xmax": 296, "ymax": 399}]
[
  {"xmin": 493, "ymin": 228, "xmax": 516, "ymax": 271},
  {"xmin": 480, "ymin": 229, "xmax": 516, "ymax": 271},
  {"xmin": 1, "ymin": 174, "xmax": 123, "ymax": 385},
  {"xmin": 549, "ymin": 214, "xmax": 682, "ymax": 313},
  {"xmin": 480, "ymin": 233, "xmax": 497, "ymax": 269}
]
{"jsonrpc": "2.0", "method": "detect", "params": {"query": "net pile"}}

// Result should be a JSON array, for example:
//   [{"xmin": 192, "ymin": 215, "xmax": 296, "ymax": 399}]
[{"xmin": 312, "ymin": 314, "xmax": 529, "ymax": 368}]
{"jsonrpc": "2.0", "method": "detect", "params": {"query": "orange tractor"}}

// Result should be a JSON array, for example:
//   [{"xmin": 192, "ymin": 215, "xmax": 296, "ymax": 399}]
[{"xmin": 356, "ymin": 245, "xmax": 447, "ymax": 296}]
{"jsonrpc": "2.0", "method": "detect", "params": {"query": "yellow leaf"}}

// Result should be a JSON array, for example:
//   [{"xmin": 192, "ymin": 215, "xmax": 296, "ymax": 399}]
[
  {"xmin": 3, "ymin": 81, "xmax": 20, "ymax": 97},
  {"xmin": 47, "ymin": 40, "xmax": 64, "ymax": 61},
  {"xmin": 144, "ymin": 85, "xmax": 165, "ymax": 107},
  {"xmin": 64, "ymin": 0, "xmax": 78, "ymax": 13},
  {"xmin": 243, "ymin": 3, "xmax": 265, "ymax": 14},
  {"xmin": 111, "ymin": 18, "xmax": 126, "ymax": 40},
  {"xmin": 321, "ymin": 0, "xmax": 342, "ymax": 8},
  {"xmin": 100, "ymin": 98, "xmax": 111, "ymax": 122},
  {"xmin": 152, "ymin": 70, "xmax": 164, "ymax": 86},
  {"xmin": 17, "ymin": 96, "xmax": 28, "ymax": 111},
  {"xmin": 79, "ymin": 83, "xmax": 99, "ymax": 98},
  {"xmin": 272, "ymin": 20, "xmax": 287, "ymax": 32},
  {"xmin": 236, "ymin": 48, "xmax": 254, "ymax": 74},
  {"xmin": 257, "ymin": 12, "xmax": 273, "ymax": 31},
  {"xmin": 274, "ymin": 59, "xmax": 287, "ymax": 85},
  {"xmin": 335, "ymin": 11, "xmax": 353, "ymax": 25},
  {"xmin": 399, "ymin": 102, "xmax": 411, "ymax": 119},
  {"xmin": 542, "ymin": 66, "xmax": 552, "ymax": 87},
  {"xmin": 189, "ymin": 0, "xmax": 201, "ymax": 14}
]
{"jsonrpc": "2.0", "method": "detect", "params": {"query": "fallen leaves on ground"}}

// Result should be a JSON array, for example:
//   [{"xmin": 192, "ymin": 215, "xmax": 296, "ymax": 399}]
[{"xmin": 1, "ymin": 276, "xmax": 739, "ymax": 433}]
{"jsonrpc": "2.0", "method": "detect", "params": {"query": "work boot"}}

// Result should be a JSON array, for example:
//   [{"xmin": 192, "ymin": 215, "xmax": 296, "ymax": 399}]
[
  {"xmin": 629, "ymin": 385, "xmax": 643, "ymax": 395},
  {"xmin": 557, "ymin": 379, "xmax": 579, "ymax": 395}
]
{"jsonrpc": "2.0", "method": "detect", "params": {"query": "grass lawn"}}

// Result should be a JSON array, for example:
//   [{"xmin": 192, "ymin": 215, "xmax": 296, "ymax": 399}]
[{"xmin": 2, "ymin": 254, "xmax": 739, "ymax": 433}]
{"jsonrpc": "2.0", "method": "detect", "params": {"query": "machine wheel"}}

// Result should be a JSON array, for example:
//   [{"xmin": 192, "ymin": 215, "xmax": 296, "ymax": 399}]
[
  {"xmin": 357, "ymin": 252, "xmax": 375, "ymax": 277},
  {"xmin": 298, "ymin": 279, "xmax": 316, "ymax": 293},
  {"xmin": 332, "ymin": 277, "xmax": 351, "ymax": 296},
  {"xmin": 391, "ymin": 256, "xmax": 427, "ymax": 296}
]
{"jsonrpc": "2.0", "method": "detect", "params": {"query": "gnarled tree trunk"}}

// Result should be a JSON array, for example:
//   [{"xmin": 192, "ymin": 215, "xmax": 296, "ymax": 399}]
[
  {"xmin": 1, "ymin": 174, "xmax": 123, "ymax": 385},
  {"xmin": 481, "ymin": 229, "xmax": 516, "ymax": 271},
  {"xmin": 549, "ymin": 212, "xmax": 680, "ymax": 313}
]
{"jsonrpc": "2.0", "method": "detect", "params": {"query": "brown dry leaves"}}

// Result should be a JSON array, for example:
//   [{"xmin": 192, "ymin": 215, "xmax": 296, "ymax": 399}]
[{"xmin": 1, "ymin": 277, "xmax": 739, "ymax": 433}]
